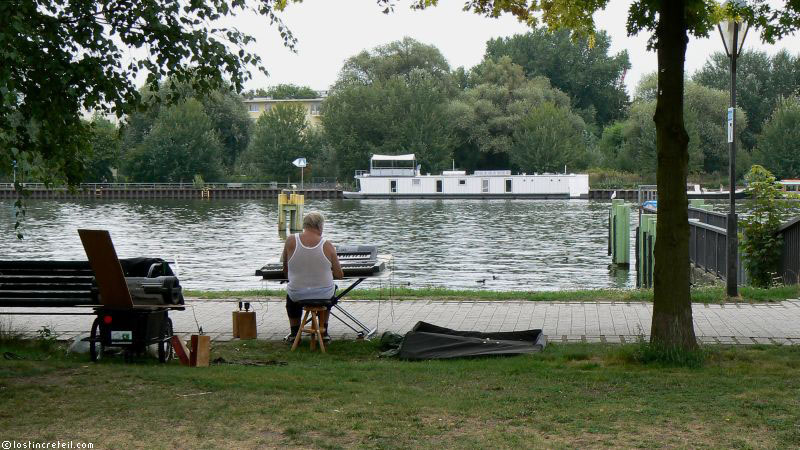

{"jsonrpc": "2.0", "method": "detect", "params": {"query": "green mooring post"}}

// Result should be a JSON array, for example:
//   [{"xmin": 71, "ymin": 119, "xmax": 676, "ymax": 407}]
[
  {"xmin": 638, "ymin": 214, "xmax": 657, "ymax": 288},
  {"xmin": 610, "ymin": 200, "xmax": 630, "ymax": 266}
]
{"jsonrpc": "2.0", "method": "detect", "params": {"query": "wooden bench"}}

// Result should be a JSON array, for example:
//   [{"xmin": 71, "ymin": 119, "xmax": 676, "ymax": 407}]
[
  {"xmin": 0, "ymin": 258, "xmax": 182, "ymax": 308},
  {"xmin": 0, "ymin": 229, "xmax": 186, "ymax": 362}
]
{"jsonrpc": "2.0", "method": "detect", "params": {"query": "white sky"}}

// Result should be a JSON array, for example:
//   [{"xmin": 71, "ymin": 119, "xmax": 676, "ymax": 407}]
[{"xmin": 233, "ymin": 0, "xmax": 800, "ymax": 96}]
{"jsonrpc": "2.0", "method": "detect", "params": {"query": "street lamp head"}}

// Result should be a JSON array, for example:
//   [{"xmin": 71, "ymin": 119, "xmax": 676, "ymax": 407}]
[{"xmin": 718, "ymin": 2, "xmax": 750, "ymax": 57}]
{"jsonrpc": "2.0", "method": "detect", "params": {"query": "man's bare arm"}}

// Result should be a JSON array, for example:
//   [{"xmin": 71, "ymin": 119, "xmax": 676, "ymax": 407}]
[
  {"xmin": 324, "ymin": 241, "xmax": 344, "ymax": 279},
  {"xmin": 282, "ymin": 238, "xmax": 294, "ymax": 278}
]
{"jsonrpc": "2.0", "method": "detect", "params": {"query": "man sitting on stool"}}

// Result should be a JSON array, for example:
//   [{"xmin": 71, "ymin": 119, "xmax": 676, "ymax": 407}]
[{"xmin": 283, "ymin": 211, "xmax": 344, "ymax": 342}]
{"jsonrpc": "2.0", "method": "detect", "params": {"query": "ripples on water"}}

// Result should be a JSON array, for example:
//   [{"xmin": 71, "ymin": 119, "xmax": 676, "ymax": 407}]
[{"xmin": 1, "ymin": 199, "xmax": 636, "ymax": 291}]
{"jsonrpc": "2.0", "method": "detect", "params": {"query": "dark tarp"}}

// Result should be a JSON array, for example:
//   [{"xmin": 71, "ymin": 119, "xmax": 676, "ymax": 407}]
[
  {"xmin": 119, "ymin": 258, "xmax": 175, "ymax": 277},
  {"xmin": 395, "ymin": 322, "xmax": 547, "ymax": 360}
]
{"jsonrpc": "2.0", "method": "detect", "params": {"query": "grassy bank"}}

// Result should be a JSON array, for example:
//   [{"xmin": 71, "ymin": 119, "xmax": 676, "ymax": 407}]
[
  {"xmin": 1, "ymin": 338, "xmax": 799, "ymax": 448},
  {"xmin": 185, "ymin": 284, "xmax": 800, "ymax": 303}
]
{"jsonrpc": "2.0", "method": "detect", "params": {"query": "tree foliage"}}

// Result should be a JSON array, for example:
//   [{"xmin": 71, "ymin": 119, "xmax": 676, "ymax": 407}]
[
  {"xmin": 84, "ymin": 117, "xmax": 120, "ymax": 182},
  {"xmin": 324, "ymin": 39, "xmax": 455, "ymax": 178},
  {"xmin": 616, "ymin": 101, "xmax": 658, "ymax": 174},
  {"xmin": 484, "ymin": 28, "xmax": 630, "ymax": 127},
  {"xmin": 244, "ymin": 84, "xmax": 319, "ymax": 99},
  {"xmin": 325, "ymin": 72, "xmax": 454, "ymax": 178},
  {"xmin": 201, "ymin": 89, "xmax": 253, "ymax": 170},
  {"xmin": 693, "ymin": 50, "xmax": 800, "ymax": 149},
  {"xmin": 122, "ymin": 81, "xmax": 251, "ymax": 172},
  {"xmin": 242, "ymin": 103, "xmax": 312, "ymax": 180},
  {"xmin": 600, "ymin": 78, "xmax": 748, "ymax": 178},
  {"xmin": 510, "ymin": 102, "xmax": 587, "ymax": 173},
  {"xmin": 683, "ymin": 82, "xmax": 748, "ymax": 175},
  {"xmin": 449, "ymin": 57, "xmax": 576, "ymax": 171},
  {"xmin": 123, "ymin": 99, "xmax": 223, "ymax": 182},
  {"xmin": 1, "ymin": 0, "xmax": 297, "ymax": 189},
  {"xmin": 755, "ymin": 97, "xmax": 800, "ymax": 179},
  {"xmin": 335, "ymin": 37, "xmax": 452, "ymax": 88}
]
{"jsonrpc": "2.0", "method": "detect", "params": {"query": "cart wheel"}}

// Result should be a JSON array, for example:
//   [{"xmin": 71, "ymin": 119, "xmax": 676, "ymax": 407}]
[
  {"xmin": 158, "ymin": 318, "xmax": 174, "ymax": 363},
  {"xmin": 89, "ymin": 318, "xmax": 103, "ymax": 362}
]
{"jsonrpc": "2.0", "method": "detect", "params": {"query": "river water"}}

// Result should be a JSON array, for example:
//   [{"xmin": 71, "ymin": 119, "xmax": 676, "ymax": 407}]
[{"xmin": 1, "ymin": 199, "xmax": 634, "ymax": 291}]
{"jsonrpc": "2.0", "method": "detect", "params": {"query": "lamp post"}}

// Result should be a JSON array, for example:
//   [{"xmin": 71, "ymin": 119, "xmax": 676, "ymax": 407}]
[{"xmin": 718, "ymin": 3, "xmax": 749, "ymax": 297}]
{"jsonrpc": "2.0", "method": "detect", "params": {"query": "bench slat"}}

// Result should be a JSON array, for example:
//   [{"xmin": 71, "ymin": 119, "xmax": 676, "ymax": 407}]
[
  {"xmin": 0, "ymin": 284, "xmax": 94, "ymax": 291},
  {"xmin": 0, "ymin": 274, "xmax": 94, "ymax": 279},
  {"xmin": 0, "ymin": 298, "xmax": 97, "ymax": 307},
  {"xmin": 0, "ymin": 290, "xmax": 93, "ymax": 298},
  {"xmin": 0, "ymin": 269, "xmax": 94, "ymax": 276},
  {"xmin": 0, "ymin": 260, "xmax": 92, "ymax": 269}
]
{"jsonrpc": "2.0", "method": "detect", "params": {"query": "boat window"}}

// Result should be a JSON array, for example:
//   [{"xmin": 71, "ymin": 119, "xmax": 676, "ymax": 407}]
[
  {"xmin": 481, "ymin": 179, "xmax": 489, "ymax": 193},
  {"xmin": 390, "ymin": 180, "xmax": 397, "ymax": 193},
  {"xmin": 505, "ymin": 179, "xmax": 512, "ymax": 193},
  {"xmin": 436, "ymin": 179, "xmax": 443, "ymax": 193},
  {"xmin": 412, "ymin": 179, "xmax": 420, "ymax": 186},
  {"xmin": 459, "ymin": 179, "xmax": 466, "ymax": 185}
]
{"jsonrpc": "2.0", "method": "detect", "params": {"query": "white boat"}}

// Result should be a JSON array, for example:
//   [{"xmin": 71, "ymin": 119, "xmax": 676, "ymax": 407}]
[
  {"xmin": 780, "ymin": 179, "xmax": 800, "ymax": 192},
  {"xmin": 343, "ymin": 154, "xmax": 590, "ymax": 199}
]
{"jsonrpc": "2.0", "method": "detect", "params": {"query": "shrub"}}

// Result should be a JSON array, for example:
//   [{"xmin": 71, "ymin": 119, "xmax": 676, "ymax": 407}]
[
  {"xmin": 587, "ymin": 168, "xmax": 646, "ymax": 189},
  {"xmin": 739, "ymin": 165, "xmax": 796, "ymax": 287}
]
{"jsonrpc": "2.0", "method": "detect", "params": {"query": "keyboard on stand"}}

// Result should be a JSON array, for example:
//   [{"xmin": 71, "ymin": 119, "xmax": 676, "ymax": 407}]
[{"xmin": 255, "ymin": 244, "xmax": 386, "ymax": 279}]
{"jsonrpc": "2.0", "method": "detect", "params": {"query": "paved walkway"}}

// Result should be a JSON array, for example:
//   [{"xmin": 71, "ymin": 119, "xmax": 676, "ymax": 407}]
[{"xmin": 4, "ymin": 298, "xmax": 800, "ymax": 345}]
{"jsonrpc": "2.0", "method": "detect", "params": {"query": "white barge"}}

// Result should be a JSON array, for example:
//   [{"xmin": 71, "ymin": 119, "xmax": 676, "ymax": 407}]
[{"xmin": 343, "ymin": 154, "xmax": 590, "ymax": 199}]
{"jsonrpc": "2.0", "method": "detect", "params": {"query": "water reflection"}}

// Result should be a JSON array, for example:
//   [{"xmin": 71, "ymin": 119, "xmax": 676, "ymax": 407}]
[{"xmin": 1, "ymin": 199, "xmax": 636, "ymax": 291}]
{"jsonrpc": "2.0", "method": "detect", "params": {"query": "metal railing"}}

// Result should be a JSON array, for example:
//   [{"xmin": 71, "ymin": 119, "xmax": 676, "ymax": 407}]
[
  {"xmin": 637, "ymin": 203, "xmax": 746, "ymax": 285},
  {"xmin": 687, "ymin": 215, "xmax": 747, "ymax": 284},
  {"xmin": 637, "ymin": 185, "xmax": 657, "ymax": 204},
  {"xmin": 0, "ymin": 182, "xmax": 343, "ymax": 190},
  {"xmin": 688, "ymin": 206, "xmax": 727, "ymax": 228},
  {"xmin": 778, "ymin": 218, "xmax": 800, "ymax": 285},
  {"xmin": 689, "ymin": 220, "xmax": 729, "ymax": 279}
]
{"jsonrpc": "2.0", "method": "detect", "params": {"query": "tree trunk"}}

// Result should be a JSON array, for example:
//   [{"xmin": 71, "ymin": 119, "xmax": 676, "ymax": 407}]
[{"xmin": 650, "ymin": 0, "xmax": 698, "ymax": 350}]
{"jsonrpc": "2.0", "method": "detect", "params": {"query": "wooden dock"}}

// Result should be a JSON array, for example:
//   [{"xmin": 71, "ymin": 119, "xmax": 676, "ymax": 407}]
[{"xmin": 0, "ymin": 183, "xmax": 343, "ymax": 200}]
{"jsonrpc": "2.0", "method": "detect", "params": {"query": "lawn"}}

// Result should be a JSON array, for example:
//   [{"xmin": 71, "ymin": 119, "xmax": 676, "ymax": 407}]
[
  {"xmin": 185, "ymin": 284, "xmax": 800, "ymax": 304},
  {"xmin": 1, "ymin": 338, "xmax": 799, "ymax": 449}
]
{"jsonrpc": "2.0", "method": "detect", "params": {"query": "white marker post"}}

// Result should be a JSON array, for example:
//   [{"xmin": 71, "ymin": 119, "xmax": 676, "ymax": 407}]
[{"xmin": 292, "ymin": 157, "xmax": 307, "ymax": 191}]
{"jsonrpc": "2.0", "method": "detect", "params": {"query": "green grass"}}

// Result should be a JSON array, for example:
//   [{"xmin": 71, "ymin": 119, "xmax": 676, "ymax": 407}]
[
  {"xmin": 185, "ymin": 284, "xmax": 800, "ymax": 304},
  {"xmin": 2, "ymin": 339, "xmax": 800, "ymax": 448}
]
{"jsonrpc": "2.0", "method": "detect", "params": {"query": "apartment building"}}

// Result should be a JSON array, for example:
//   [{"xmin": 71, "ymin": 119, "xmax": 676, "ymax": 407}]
[{"xmin": 242, "ymin": 93, "xmax": 327, "ymax": 126}]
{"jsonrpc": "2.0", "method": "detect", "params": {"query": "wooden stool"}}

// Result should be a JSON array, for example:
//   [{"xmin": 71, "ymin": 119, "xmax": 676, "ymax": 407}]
[{"xmin": 291, "ymin": 306, "xmax": 327, "ymax": 352}]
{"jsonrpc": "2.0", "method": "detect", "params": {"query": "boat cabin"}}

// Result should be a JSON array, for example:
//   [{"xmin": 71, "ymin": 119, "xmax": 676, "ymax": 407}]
[{"xmin": 349, "ymin": 154, "xmax": 590, "ymax": 199}]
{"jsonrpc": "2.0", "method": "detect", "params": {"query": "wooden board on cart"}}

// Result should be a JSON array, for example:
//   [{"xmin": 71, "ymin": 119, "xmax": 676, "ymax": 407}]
[{"xmin": 78, "ymin": 229, "xmax": 134, "ymax": 308}]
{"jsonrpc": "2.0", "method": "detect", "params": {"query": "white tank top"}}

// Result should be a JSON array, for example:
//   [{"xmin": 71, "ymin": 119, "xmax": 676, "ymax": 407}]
[{"xmin": 287, "ymin": 234, "xmax": 335, "ymax": 301}]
